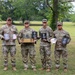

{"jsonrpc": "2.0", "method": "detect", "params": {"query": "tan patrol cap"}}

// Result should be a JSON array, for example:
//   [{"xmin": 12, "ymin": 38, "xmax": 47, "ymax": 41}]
[
  {"xmin": 42, "ymin": 19, "xmax": 47, "ymax": 22},
  {"xmin": 24, "ymin": 20, "xmax": 30, "ymax": 24},
  {"xmin": 7, "ymin": 17, "xmax": 12, "ymax": 21},
  {"xmin": 57, "ymin": 22, "xmax": 63, "ymax": 26}
]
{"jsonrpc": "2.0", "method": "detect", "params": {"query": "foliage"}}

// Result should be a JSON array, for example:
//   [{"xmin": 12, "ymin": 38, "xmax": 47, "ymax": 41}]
[
  {"xmin": 0, "ymin": 0, "xmax": 74, "ymax": 27},
  {"xmin": 0, "ymin": 0, "xmax": 15, "ymax": 20},
  {"xmin": 0, "ymin": 0, "xmax": 48, "ymax": 21},
  {"xmin": 46, "ymin": 0, "xmax": 73, "ymax": 30}
]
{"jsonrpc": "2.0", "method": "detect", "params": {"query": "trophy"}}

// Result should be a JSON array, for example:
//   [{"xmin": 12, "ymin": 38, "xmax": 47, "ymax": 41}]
[
  {"xmin": 41, "ymin": 33, "xmax": 47, "ymax": 40},
  {"xmin": 13, "ymin": 34, "xmax": 17, "ymax": 40},
  {"xmin": 62, "ymin": 36, "xmax": 69, "ymax": 46},
  {"xmin": 32, "ymin": 31, "xmax": 37, "ymax": 40},
  {"xmin": 4, "ymin": 34, "xmax": 10, "ymax": 40}
]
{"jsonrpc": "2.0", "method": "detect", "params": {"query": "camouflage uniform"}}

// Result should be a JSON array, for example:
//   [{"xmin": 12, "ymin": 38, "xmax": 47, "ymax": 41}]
[
  {"xmin": 18, "ymin": 27, "xmax": 36, "ymax": 69},
  {"xmin": 39, "ymin": 26, "xmax": 53, "ymax": 69},
  {"xmin": 0, "ymin": 24, "xmax": 18, "ymax": 67},
  {"xmin": 54, "ymin": 29, "xmax": 71, "ymax": 68}
]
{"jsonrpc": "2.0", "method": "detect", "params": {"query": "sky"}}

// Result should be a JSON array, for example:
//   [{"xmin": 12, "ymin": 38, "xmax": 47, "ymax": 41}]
[{"xmin": 71, "ymin": 2, "xmax": 75, "ymax": 11}]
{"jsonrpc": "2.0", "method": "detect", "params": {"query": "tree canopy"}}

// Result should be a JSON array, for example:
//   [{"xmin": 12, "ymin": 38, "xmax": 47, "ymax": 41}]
[{"xmin": 0, "ymin": 0, "xmax": 74, "ymax": 30}]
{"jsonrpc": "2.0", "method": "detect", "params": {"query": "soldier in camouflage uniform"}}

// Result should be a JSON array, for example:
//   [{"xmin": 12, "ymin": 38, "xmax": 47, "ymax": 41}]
[
  {"xmin": 54, "ymin": 22, "xmax": 71, "ymax": 72},
  {"xmin": 18, "ymin": 20, "xmax": 36, "ymax": 71},
  {"xmin": 39, "ymin": 19, "xmax": 53, "ymax": 72},
  {"xmin": 0, "ymin": 17, "xmax": 18, "ymax": 71}
]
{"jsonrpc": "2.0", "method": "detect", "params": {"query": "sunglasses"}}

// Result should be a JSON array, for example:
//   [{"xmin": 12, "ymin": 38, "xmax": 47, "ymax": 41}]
[
  {"xmin": 7, "ymin": 19, "xmax": 12, "ymax": 21},
  {"xmin": 58, "ymin": 25, "xmax": 62, "ymax": 26},
  {"xmin": 25, "ymin": 23, "xmax": 29, "ymax": 24},
  {"xmin": 43, "ymin": 22, "xmax": 47, "ymax": 23}
]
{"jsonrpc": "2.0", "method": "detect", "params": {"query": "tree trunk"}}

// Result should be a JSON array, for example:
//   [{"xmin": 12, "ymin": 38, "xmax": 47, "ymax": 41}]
[{"xmin": 50, "ymin": 0, "xmax": 59, "ymax": 31}]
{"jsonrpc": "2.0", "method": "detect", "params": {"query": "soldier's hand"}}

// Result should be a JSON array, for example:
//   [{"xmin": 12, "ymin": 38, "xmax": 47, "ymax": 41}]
[
  {"xmin": 43, "ymin": 39, "xmax": 47, "ymax": 42},
  {"xmin": 18, "ymin": 40, "xmax": 22, "ymax": 44},
  {"xmin": 1, "ymin": 37, "xmax": 5, "ymax": 40},
  {"xmin": 33, "ymin": 40, "xmax": 37, "ymax": 44},
  {"xmin": 19, "ymin": 42, "xmax": 21, "ymax": 44},
  {"xmin": 37, "ymin": 37, "xmax": 40, "ymax": 39}
]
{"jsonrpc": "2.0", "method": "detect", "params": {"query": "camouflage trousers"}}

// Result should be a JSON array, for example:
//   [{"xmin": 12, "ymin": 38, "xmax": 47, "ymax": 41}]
[
  {"xmin": 40, "ymin": 46, "xmax": 51, "ymax": 69},
  {"xmin": 2, "ymin": 45, "xmax": 16, "ymax": 67},
  {"xmin": 54, "ymin": 50, "xmax": 68, "ymax": 68},
  {"xmin": 21, "ymin": 44, "xmax": 36, "ymax": 69}
]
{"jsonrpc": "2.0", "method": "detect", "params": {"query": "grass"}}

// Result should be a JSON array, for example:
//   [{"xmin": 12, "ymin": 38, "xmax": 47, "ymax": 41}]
[{"xmin": 0, "ymin": 21, "xmax": 75, "ymax": 75}]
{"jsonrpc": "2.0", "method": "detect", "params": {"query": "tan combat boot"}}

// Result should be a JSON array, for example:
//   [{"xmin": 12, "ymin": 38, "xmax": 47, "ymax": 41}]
[
  {"xmin": 24, "ymin": 68, "xmax": 28, "ymax": 71},
  {"xmin": 46, "ymin": 68, "xmax": 51, "ymax": 72},
  {"xmin": 12, "ymin": 67, "xmax": 17, "ymax": 71},
  {"xmin": 64, "ymin": 68, "xmax": 67, "ymax": 72},
  {"xmin": 3, "ymin": 67, "xmax": 8, "ymax": 71},
  {"xmin": 33, "ymin": 68, "xmax": 37, "ymax": 71},
  {"xmin": 55, "ymin": 67, "xmax": 59, "ymax": 71},
  {"xmin": 39, "ymin": 68, "xmax": 45, "ymax": 70}
]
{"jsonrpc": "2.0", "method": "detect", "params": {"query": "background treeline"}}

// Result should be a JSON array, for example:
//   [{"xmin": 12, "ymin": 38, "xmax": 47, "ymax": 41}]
[{"xmin": 0, "ymin": 0, "xmax": 75, "ymax": 30}]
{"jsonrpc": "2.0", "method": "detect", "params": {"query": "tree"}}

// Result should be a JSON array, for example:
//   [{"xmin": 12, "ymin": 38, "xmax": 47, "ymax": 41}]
[
  {"xmin": 13, "ymin": 0, "xmax": 41, "ymax": 21},
  {"xmin": 46, "ymin": 0, "xmax": 73, "ymax": 30},
  {"xmin": 0, "ymin": 0, "xmax": 16, "ymax": 20},
  {"xmin": 0, "ymin": 0, "xmax": 73, "ymax": 26},
  {"xmin": 0, "ymin": 0, "xmax": 48, "ymax": 21}
]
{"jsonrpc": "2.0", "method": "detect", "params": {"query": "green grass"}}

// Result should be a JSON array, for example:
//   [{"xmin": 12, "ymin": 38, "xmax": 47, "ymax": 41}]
[{"xmin": 0, "ymin": 21, "xmax": 75, "ymax": 75}]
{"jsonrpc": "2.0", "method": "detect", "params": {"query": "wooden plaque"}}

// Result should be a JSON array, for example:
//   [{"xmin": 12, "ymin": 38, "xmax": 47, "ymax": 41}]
[{"xmin": 20, "ymin": 39, "xmax": 34, "ymax": 43}]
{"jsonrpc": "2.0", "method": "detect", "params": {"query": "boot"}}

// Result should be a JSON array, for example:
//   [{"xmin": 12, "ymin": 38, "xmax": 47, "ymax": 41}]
[
  {"xmin": 33, "ymin": 68, "xmax": 37, "ymax": 71},
  {"xmin": 55, "ymin": 67, "xmax": 59, "ymax": 71},
  {"xmin": 39, "ymin": 68, "xmax": 45, "ymax": 70},
  {"xmin": 12, "ymin": 67, "xmax": 17, "ymax": 71},
  {"xmin": 46, "ymin": 68, "xmax": 51, "ymax": 72},
  {"xmin": 3, "ymin": 67, "xmax": 8, "ymax": 71},
  {"xmin": 64, "ymin": 68, "xmax": 67, "ymax": 72},
  {"xmin": 24, "ymin": 67, "xmax": 28, "ymax": 71}
]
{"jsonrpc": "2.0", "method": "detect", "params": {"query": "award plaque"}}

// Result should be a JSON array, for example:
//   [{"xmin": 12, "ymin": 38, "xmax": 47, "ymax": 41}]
[
  {"xmin": 13, "ymin": 34, "xmax": 17, "ymax": 40},
  {"xmin": 20, "ymin": 31, "xmax": 38, "ymax": 43},
  {"xmin": 32, "ymin": 31, "xmax": 37, "ymax": 39},
  {"xmin": 50, "ymin": 38, "xmax": 57, "ymax": 44},
  {"xmin": 41, "ymin": 33, "xmax": 47, "ymax": 40},
  {"xmin": 20, "ymin": 38, "xmax": 34, "ymax": 43},
  {"xmin": 4, "ymin": 34, "xmax": 10, "ymax": 40},
  {"xmin": 62, "ymin": 36, "xmax": 68, "ymax": 45}
]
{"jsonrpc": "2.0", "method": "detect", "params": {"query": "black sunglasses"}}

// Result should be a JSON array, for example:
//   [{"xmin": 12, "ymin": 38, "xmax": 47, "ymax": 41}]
[
  {"xmin": 25, "ymin": 23, "xmax": 29, "ymax": 24},
  {"xmin": 43, "ymin": 22, "xmax": 47, "ymax": 23},
  {"xmin": 58, "ymin": 25, "xmax": 62, "ymax": 26},
  {"xmin": 7, "ymin": 19, "xmax": 12, "ymax": 21}
]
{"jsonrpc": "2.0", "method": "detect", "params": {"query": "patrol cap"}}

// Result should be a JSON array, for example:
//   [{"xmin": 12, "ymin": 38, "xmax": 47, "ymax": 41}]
[
  {"xmin": 24, "ymin": 20, "xmax": 30, "ymax": 24},
  {"xmin": 57, "ymin": 22, "xmax": 63, "ymax": 26},
  {"xmin": 42, "ymin": 19, "xmax": 47, "ymax": 23},
  {"xmin": 7, "ymin": 17, "xmax": 12, "ymax": 21}
]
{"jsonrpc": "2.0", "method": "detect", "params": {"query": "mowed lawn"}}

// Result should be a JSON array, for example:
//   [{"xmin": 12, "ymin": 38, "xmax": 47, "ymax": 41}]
[{"xmin": 0, "ymin": 21, "xmax": 75, "ymax": 75}]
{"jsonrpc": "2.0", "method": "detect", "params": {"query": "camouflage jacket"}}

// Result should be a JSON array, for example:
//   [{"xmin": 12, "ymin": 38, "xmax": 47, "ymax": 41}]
[
  {"xmin": 0, "ymin": 24, "xmax": 18, "ymax": 45},
  {"xmin": 54, "ymin": 29, "xmax": 71, "ymax": 50},
  {"xmin": 39, "ymin": 26, "xmax": 53, "ymax": 46},
  {"xmin": 18, "ymin": 27, "xmax": 35, "ymax": 45}
]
